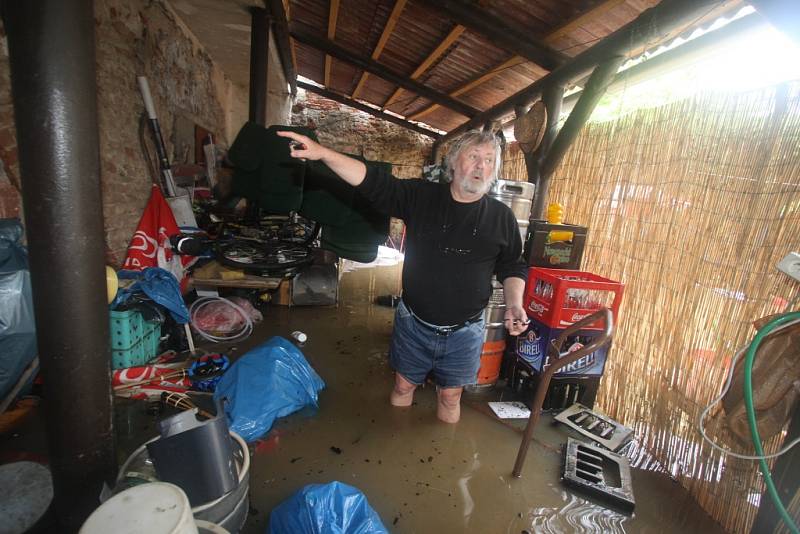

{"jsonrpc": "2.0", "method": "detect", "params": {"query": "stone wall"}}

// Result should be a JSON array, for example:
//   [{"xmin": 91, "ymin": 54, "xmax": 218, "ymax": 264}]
[
  {"xmin": 291, "ymin": 88, "xmax": 434, "ymax": 246},
  {"xmin": 291, "ymin": 89, "xmax": 433, "ymax": 179},
  {"xmin": 0, "ymin": 0, "xmax": 290, "ymax": 261},
  {"xmin": 94, "ymin": 0, "xmax": 244, "ymax": 262}
]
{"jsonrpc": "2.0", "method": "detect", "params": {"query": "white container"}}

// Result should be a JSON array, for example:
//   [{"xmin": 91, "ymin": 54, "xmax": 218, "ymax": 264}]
[{"xmin": 80, "ymin": 482, "xmax": 198, "ymax": 534}]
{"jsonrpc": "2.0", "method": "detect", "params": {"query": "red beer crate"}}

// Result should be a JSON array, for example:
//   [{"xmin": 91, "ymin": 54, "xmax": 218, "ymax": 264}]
[{"xmin": 523, "ymin": 267, "xmax": 623, "ymax": 330}]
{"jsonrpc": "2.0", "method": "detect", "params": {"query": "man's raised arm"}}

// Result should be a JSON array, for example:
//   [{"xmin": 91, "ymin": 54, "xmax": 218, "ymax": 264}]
[{"xmin": 277, "ymin": 130, "xmax": 367, "ymax": 186}]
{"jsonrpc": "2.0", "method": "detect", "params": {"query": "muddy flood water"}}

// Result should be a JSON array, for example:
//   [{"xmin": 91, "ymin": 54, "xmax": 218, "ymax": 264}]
[
  {"xmin": 223, "ymin": 264, "xmax": 726, "ymax": 534},
  {"xmin": 4, "ymin": 262, "xmax": 728, "ymax": 533}
]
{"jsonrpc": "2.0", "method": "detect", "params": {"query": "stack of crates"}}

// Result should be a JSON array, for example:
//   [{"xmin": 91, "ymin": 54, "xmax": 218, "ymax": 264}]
[
  {"xmin": 110, "ymin": 308, "xmax": 161, "ymax": 370},
  {"xmin": 511, "ymin": 267, "xmax": 623, "ymax": 410}
]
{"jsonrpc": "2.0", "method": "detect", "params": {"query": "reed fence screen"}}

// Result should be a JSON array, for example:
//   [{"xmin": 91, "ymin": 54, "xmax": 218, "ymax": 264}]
[{"xmin": 503, "ymin": 81, "xmax": 800, "ymax": 533}]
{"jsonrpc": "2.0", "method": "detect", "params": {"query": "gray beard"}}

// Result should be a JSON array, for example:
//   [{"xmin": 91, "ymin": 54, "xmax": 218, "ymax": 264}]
[{"xmin": 459, "ymin": 178, "xmax": 492, "ymax": 196}]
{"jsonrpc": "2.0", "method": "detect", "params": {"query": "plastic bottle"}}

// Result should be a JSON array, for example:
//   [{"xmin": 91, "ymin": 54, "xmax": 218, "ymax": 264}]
[{"xmin": 291, "ymin": 331, "xmax": 307, "ymax": 344}]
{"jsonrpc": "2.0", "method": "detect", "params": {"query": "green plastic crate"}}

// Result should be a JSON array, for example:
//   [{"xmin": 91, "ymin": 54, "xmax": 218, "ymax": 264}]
[
  {"xmin": 110, "ymin": 309, "xmax": 161, "ymax": 369},
  {"xmin": 110, "ymin": 309, "xmax": 145, "ymax": 351}
]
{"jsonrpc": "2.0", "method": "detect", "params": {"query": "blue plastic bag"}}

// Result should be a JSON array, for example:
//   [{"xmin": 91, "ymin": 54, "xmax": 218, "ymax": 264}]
[
  {"xmin": 214, "ymin": 336, "xmax": 325, "ymax": 442},
  {"xmin": 112, "ymin": 267, "xmax": 190, "ymax": 323},
  {"xmin": 268, "ymin": 481, "xmax": 389, "ymax": 534}
]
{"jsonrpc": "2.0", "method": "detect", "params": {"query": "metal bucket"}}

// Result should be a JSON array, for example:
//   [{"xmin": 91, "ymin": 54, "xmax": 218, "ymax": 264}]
[
  {"xmin": 116, "ymin": 431, "xmax": 249, "ymax": 534},
  {"xmin": 489, "ymin": 180, "xmax": 535, "ymax": 221}
]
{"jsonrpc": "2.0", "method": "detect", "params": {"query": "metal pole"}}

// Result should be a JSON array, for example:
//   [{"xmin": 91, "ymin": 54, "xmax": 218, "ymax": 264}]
[
  {"xmin": 249, "ymin": 7, "xmax": 270, "ymax": 125},
  {"xmin": 2, "ymin": 0, "xmax": 115, "ymax": 529},
  {"xmin": 512, "ymin": 309, "xmax": 612, "ymax": 477}
]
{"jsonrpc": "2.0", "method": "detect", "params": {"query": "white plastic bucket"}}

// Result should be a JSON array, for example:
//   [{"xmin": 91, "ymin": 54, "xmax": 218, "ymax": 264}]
[{"xmin": 80, "ymin": 482, "xmax": 198, "ymax": 534}]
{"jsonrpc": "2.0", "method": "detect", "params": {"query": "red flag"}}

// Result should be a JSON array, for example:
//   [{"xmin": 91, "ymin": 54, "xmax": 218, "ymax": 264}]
[{"xmin": 123, "ymin": 185, "xmax": 194, "ymax": 288}]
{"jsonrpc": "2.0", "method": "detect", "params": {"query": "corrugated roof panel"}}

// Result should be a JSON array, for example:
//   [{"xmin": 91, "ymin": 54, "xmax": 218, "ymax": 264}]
[
  {"xmin": 333, "ymin": 0, "xmax": 394, "ymax": 59},
  {"xmin": 420, "ymin": 106, "xmax": 469, "ymax": 132},
  {"xmin": 362, "ymin": 77, "xmax": 399, "ymax": 107},
  {"xmin": 294, "ymin": 41, "xmax": 326, "ymax": 85},
  {"xmin": 458, "ymin": 67, "xmax": 540, "ymax": 110},
  {"xmin": 419, "ymin": 31, "xmax": 508, "ymax": 95},
  {"xmin": 288, "ymin": 0, "xmax": 328, "ymax": 35},
  {"xmin": 481, "ymin": 0, "xmax": 600, "ymax": 36},
  {"xmin": 377, "ymin": 0, "xmax": 455, "ymax": 75},
  {"xmin": 284, "ymin": 0, "xmax": 743, "ymax": 134},
  {"xmin": 392, "ymin": 94, "xmax": 434, "ymax": 117},
  {"xmin": 329, "ymin": 58, "xmax": 361, "ymax": 95}
]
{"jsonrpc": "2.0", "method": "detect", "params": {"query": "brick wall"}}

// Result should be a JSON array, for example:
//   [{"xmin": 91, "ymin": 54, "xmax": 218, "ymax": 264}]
[{"xmin": 0, "ymin": 24, "xmax": 21, "ymax": 220}]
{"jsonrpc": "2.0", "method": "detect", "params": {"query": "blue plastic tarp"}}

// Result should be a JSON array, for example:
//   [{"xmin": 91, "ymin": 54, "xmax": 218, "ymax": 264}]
[
  {"xmin": 0, "ymin": 219, "xmax": 37, "ymax": 401},
  {"xmin": 268, "ymin": 481, "xmax": 389, "ymax": 534},
  {"xmin": 112, "ymin": 267, "xmax": 190, "ymax": 323},
  {"xmin": 214, "ymin": 336, "xmax": 325, "ymax": 442}
]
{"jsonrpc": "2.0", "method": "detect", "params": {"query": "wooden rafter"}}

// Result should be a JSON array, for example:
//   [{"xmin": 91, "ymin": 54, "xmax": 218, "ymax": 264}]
[
  {"xmin": 428, "ymin": 0, "xmax": 566, "ymax": 70},
  {"xmin": 439, "ymin": 0, "xmax": 723, "ymax": 143},
  {"xmin": 382, "ymin": 24, "xmax": 465, "ymax": 109},
  {"xmin": 407, "ymin": 55, "xmax": 526, "ymax": 121},
  {"xmin": 406, "ymin": 0, "xmax": 627, "ymax": 122},
  {"xmin": 266, "ymin": 0, "xmax": 298, "ymax": 95},
  {"xmin": 290, "ymin": 28, "xmax": 479, "ymax": 117},
  {"xmin": 543, "ymin": 0, "xmax": 627, "ymax": 44},
  {"xmin": 324, "ymin": 0, "xmax": 340, "ymax": 88},
  {"xmin": 282, "ymin": 0, "xmax": 299, "ymax": 73},
  {"xmin": 352, "ymin": 0, "xmax": 407, "ymax": 98}
]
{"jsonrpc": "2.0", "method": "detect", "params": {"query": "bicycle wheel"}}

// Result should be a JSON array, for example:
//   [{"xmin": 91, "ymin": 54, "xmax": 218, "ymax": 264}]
[{"xmin": 216, "ymin": 239, "xmax": 313, "ymax": 274}]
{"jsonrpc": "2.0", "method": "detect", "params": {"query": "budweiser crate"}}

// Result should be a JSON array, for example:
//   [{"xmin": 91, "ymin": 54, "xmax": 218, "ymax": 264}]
[
  {"xmin": 513, "ymin": 318, "xmax": 610, "ymax": 377},
  {"xmin": 523, "ymin": 267, "xmax": 623, "ymax": 330}
]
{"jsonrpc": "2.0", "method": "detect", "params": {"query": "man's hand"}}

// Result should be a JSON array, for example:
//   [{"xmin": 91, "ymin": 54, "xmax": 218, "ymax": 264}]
[
  {"xmin": 276, "ymin": 130, "xmax": 367, "ymax": 186},
  {"xmin": 504, "ymin": 305, "xmax": 530, "ymax": 336},
  {"xmin": 276, "ymin": 131, "xmax": 327, "ymax": 161}
]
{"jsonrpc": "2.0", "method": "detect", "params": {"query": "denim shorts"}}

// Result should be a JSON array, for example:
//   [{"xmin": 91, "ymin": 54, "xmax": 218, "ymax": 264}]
[{"xmin": 389, "ymin": 299, "xmax": 485, "ymax": 388}]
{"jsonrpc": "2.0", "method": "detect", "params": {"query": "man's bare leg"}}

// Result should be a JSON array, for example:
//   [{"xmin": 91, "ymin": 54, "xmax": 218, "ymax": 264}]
[
  {"xmin": 390, "ymin": 372, "xmax": 417, "ymax": 407},
  {"xmin": 437, "ymin": 387, "xmax": 463, "ymax": 423}
]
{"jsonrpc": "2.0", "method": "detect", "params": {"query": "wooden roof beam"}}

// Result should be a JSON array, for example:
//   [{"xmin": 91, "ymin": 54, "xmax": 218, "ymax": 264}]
[
  {"xmin": 298, "ymin": 81, "xmax": 440, "ymax": 139},
  {"xmin": 427, "ymin": 0, "xmax": 566, "ymax": 71},
  {"xmin": 544, "ymin": 0, "xmax": 627, "ymax": 44},
  {"xmin": 407, "ymin": 54, "xmax": 525, "ymax": 121},
  {"xmin": 383, "ymin": 24, "xmax": 465, "ymax": 109},
  {"xmin": 324, "ymin": 0, "xmax": 340, "ymax": 88},
  {"xmin": 439, "ymin": 0, "xmax": 724, "ymax": 143},
  {"xmin": 290, "ymin": 27, "xmax": 480, "ymax": 118},
  {"xmin": 352, "ymin": 0, "xmax": 407, "ymax": 98},
  {"xmin": 407, "ymin": 0, "xmax": 628, "ymax": 121},
  {"xmin": 265, "ymin": 0, "xmax": 297, "ymax": 95}
]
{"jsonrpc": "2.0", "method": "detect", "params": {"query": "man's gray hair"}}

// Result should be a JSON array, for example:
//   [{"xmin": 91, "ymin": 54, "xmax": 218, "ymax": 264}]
[{"xmin": 444, "ymin": 130, "xmax": 503, "ymax": 183}]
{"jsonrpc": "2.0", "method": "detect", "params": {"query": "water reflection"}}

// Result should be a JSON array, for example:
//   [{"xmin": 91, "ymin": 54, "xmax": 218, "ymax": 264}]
[{"xmin": 527, "ymin": 490, "xmax": 629, "ymax": 533}]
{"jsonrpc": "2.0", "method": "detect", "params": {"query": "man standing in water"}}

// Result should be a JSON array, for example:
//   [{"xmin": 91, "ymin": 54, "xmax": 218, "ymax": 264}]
[{"xmin": 278, "ymin": 129, "xmax": 529, "ymax": 423}]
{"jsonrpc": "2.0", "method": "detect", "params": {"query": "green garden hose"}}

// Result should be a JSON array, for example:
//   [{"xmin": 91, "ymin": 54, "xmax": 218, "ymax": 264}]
[{"xmin": 744, "ymin": 311, "xmax": 800, "ymax": 534}]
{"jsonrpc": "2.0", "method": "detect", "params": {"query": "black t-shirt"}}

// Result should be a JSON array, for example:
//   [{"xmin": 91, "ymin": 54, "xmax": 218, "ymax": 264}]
[{"xmin": 356, "ymin": 163, "xmax": 528, "ymax": 325}]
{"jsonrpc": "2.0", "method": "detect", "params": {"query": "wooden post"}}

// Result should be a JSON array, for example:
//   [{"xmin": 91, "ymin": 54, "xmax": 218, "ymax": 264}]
[
  {"xmin": 528, "ymin": 56, "xmax": 623, "ymax": 219},
  {"xmin": 249, "ymin": 7, "xmax": 269, "ymax": 125},
  {"xmin": 527, "ymin": 84, "xmax": 564, "ymax": 220}
]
